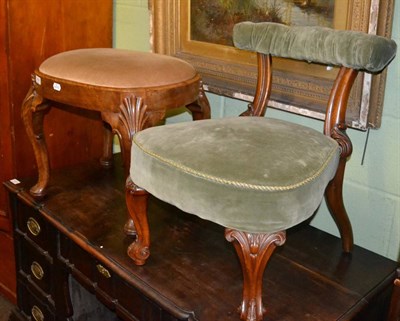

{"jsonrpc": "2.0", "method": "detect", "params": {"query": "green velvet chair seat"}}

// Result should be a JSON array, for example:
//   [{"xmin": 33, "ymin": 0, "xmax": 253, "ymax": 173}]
[{"xmin": 130, "ymin": 117, "xmax": 340, "ymax": 233}]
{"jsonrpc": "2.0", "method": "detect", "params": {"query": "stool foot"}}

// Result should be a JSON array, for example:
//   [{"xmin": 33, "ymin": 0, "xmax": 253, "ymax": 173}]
[
  {"xmin": 99, "ymin": 122, "xmax": 114, "ymax": 168},
  {"xmin": 123, "ymin": 218, "xmax": 137, "ymax": 236},
  {"xmin": 125, "ymin": 177, "xmax": 150, "ymax": 265},
  {"xmin": 225, "ymin": 229, "xmax": 286, "ymax": 321}
]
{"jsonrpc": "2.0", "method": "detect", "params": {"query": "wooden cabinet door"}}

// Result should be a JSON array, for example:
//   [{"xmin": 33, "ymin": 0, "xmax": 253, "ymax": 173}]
[
  {"xmin": 0, "ymin": 0, "xmax": 12, "ymax": 226},
  {"xmin": 0, "ymin": 0, "xmax": 113, "ymax": 302}
]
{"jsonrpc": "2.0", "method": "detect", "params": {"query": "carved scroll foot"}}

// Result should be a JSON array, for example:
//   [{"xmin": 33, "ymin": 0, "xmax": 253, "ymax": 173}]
[
  {"xmin": 186, "ymin": 81, "xmax": 211, "ymax": 120},
  {"xmin": 125, "ymin": 177, "xmax": 150, "ymax": 266},
  {"xmin": 21, "ymin": 84, "xmax": 51, "ymax": 198},
  {"xmin": 225, "ymin": 229, "xmax": 286, "ymax": 321},
  {"xmin": 325, "ymin": 158, "xmax": 354, "ymax": 253}
]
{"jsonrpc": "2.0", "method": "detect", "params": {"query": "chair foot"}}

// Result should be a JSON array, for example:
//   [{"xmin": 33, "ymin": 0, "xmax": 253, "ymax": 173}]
[
  {"xmin": 225, "ymin": 229, "xmax": 286, "ymax": 321},
  {"xmin": 125, "ymin": 177, "xmax": 150, "ymax": 265}
]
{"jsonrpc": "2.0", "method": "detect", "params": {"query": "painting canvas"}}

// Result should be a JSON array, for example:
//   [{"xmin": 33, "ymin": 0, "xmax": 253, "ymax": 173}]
[
  {"xmin": 191, "ymin": 0, "xmax": 335, "ymax": 47},
  {"xmin": 150, "ymin": 0, "xmax": 395, "ymax": 129}
]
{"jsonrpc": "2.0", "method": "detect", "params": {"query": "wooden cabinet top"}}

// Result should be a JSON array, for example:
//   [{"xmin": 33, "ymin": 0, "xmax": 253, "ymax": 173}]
[{"xmin": 4, "ymin": 154, "xmax": 398, "ymax": 320}]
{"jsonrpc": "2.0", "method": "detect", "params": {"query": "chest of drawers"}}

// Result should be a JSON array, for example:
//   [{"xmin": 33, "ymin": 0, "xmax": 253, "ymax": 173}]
[{"xmin": 4, "ymin": 155, "xmax": 399, "ymax": 321}]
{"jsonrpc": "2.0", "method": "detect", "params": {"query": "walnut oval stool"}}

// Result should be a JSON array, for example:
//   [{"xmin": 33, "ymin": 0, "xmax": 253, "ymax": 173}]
[{"xmin": 21, "ymin": 48, "xmax": 210, "ymax": 199}]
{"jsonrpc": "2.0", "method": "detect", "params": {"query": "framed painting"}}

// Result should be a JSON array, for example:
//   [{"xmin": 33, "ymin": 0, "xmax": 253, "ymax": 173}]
[{"xmin": 150, "ymin": 0, "xmax": 395, "ymax": 129}]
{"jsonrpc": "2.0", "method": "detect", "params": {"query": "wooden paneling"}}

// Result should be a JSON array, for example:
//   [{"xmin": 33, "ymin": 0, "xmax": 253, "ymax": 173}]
[{"xmin": 0, "ymin": 0, "xmax": 113, "ymax": 302}]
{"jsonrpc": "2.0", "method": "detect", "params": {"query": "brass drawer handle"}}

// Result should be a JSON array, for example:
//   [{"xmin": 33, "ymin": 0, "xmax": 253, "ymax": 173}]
[
  {"xmin": 31, "ymin": 261, "xmax": 44, "ymax": 280},
  {"xmin": 96, "ymin": 264, "xmax": 111, "ymax": 279},
  {"xmin": 31, "ymin": 305, "xmax": 44, "ymax": 321},
  {"xmin": 27, "ymin": 217, "xmax": 41, "ymax": 236}
]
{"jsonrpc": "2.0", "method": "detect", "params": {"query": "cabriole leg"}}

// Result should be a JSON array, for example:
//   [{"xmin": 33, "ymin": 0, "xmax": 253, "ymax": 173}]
[
  {"xmin": 225, "ymin": 229, "xmax": 286, "ymax": 321},
  {"xmin": 325, "ymin": 157, "xmax": 354, "ymax": 253},
  {"xmin": 21, "ymin": 85, "xmax": 51, "ymax": 198},
  {"xmin": 125, "ymin": 177, "xmax": 150, "ymax": 266}
]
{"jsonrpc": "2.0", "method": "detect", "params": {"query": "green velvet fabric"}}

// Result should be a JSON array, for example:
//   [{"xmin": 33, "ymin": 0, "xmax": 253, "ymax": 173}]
[
  {"xmin": 233, "ymin": 22, "xmax": 397, "ymax": 73},
  {"xmin": 130, "ymin": 118, "xmax": 340, "ymax": 233}
]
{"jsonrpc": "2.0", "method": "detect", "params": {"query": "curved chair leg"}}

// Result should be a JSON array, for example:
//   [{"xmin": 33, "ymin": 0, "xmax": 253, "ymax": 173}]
[
  {"xmin": 325, "ymin": 158, "xmax": 354, "ymax": 253},
  {"xmin": 225, "ymin": 229, "xmax": 286, "ymax": 321},
  {"xmin": 99, "ymin": 122, "xmax": 114, "ymax": 168},
  {"xmin": 21, "ymin": 85, "xmax": 51, "ymax": 198},
  {"xmin": 186, "ymin": 81, "xmax": 211, "ymax": 120},
  {"xmin": 125, "ymin": 177, "xmax": 150, "ymax": 266}
]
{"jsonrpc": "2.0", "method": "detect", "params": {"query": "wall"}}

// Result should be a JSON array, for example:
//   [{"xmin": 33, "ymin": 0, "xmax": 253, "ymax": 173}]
[{"xmin": 113, "ymin": 0, "xmax": 400, "ymax": 261}]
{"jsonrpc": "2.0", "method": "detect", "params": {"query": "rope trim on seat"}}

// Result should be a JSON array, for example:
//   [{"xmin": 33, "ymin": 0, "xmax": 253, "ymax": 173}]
[{"xmin": 133, "ymin": 137, "xmax": 339, "ymax": 192}]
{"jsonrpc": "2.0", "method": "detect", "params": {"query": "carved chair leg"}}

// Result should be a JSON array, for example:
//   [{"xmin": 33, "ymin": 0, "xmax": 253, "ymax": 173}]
[
  {"xmin": 21, "ymin": 85, "xmax": 51, "ymax": 198},
  {"xmin": 225, "ymin": 229, "xmax": 286, "ymax": 321},
  {"xmin": 325, "ymin": 158, "xmax": 354, "ymax": 253},
  {"xmin": 125, "ymin": 177, "xmax": 150, "ymax": 265},
  {"xmin": 186, "ymin": 81, "xmax": 211, "ymax": 120},
  {"xmin": 99, "ymin": 122, "xmax": 114, "ymax": 168}
]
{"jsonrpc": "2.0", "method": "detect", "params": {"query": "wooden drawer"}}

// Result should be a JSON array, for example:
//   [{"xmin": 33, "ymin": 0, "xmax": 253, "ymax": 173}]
[
  {"xmin": 115, "ymin": 279, "xmax": 164, "ymax": 321},
  {"xmin": 59, "ymin": 236, "xmax": 180, "ymax": 321},
  {"xmin": 19, "ymin": 238, "xmax": 53, "ymax": 296},
  {"xmin": 59, "ymin": 234, "xmax": 95, "ymax": 282},
  {"xmin": 15, "ymin": 201, "xmax": 57, "ymax": 254},
  {"xmin": 18, "ymin": 280, "xmax": 55, "ymax": 321},
  {"xmin": 59, "ymin": 234, "xmax": 116, "ymax": 306}
]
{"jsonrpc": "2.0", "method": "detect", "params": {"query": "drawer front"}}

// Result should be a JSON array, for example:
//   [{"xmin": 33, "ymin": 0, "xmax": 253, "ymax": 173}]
[
  {"xmin": 60, "ymin": 234, "xmax": 117, "ymax": 308},
  {"xmin": 16, "ymin": 202, "xmax": 57, "ymax": 254},
  {"xmin": 115, "ymin": 278, "xmax": 190, "ymax": 321},
  {"xmin": 18, "ymin": 281, "xmax": 55, "ymax": 321},
  {"xmin": 19, "ymin": 238, "xmax": 53, "ymax": 295},
  {"xmin": 60, "ymin": 234, "xmax": 95, "ymax": 281}
]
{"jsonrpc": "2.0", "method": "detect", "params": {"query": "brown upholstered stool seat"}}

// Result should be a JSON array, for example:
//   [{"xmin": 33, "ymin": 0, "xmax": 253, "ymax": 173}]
[
  {"xmin": 37, "ymin": 48, "xmax": 197, "ymax": 89},
  {"xmin": 22, "ymin": 48, "xmax": 210, "ymax": 199}
]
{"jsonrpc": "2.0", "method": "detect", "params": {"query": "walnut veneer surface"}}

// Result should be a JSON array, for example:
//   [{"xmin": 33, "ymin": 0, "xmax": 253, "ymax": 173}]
[{"xmin": 5, "ymin": 154, "xmax": 398, "ymax": 321}]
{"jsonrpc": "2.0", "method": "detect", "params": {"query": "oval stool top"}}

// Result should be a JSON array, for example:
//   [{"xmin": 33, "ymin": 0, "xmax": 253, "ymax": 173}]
[{"xmin": 38, "ymin": 48, "xmax": 197, "ymax": 89}]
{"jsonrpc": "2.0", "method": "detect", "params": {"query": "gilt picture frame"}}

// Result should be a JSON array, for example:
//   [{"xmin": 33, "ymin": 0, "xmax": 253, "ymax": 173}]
[{"xmin": 150, "ymin": 0, "xmax": 395, "ymax": 129}]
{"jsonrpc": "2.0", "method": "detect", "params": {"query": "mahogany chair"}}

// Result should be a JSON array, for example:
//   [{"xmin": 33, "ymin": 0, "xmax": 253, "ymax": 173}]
[
  {"xmin": 22, "ymin": 49, "xmax": 210, "ymax": 204},
  {"xmin": 126, "ymin": 23, "xmax": 397, "ymax": 320}
]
